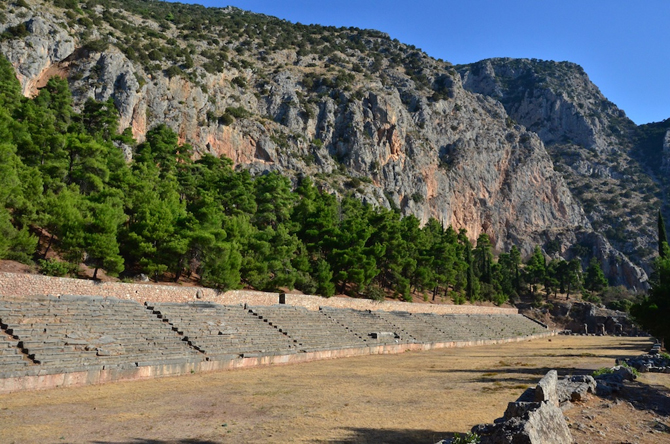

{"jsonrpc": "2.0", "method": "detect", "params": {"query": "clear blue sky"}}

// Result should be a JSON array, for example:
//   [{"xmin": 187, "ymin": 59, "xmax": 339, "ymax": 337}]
[{"xmin": 176, "ymin": 0, "xmax": 670, "ymax": 125}]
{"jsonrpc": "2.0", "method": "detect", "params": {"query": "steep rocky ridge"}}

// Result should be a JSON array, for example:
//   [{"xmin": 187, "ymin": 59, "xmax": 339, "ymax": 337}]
[
  {"xmin": 457, "ymin": 59, "xmax": 661, "ymax": 280},
  {"xmin": 0, "ymin": 0, "xmax": 647, "ymax": 287}
]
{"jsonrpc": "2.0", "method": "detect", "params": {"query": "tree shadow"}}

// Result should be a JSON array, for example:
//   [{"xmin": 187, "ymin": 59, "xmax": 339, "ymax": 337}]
[
  {"xmin": 619, "ymin": 379, "xmax": 670, "ymax": 416},
  {"xmin": 92, "ymin": 440, "xmax": 219, "ymax": 444},
  {"xmin": 564, "ymin": 341, "xmax": 654, "ymax": 351},
  {"xmin": 429, "ymin": 366, "xmax": 597, "ymax": 377},
  {"xmin": 316, "ymin": 427, "xmax": 458, "ymax": 444}
]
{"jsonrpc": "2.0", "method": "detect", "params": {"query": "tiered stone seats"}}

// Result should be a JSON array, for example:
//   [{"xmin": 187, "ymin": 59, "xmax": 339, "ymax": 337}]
[
  {"xmin": 0, "ymin": 294, "xmax": 549, "ymax": 385},
  {"xmin": 372, "ymin": 311, "xmax": 447, "ymax": 343},
  {"xmin": 481, "ymin": 314, "xmax": 547, "ymax": 337},
  {"xmin": 0, "ymin": 295, "xmax": 199, "ymax": 371},
  {"xmin": 319, "ymin": 307, "xmax": 411, "ymax": 345},
  {"xmin": 250, "ymin": 305, "xmax": 368, "ymax": 352},
  {"xmin": 412, "ymin": 313, "xmax": 480, "ymax": 341},
  {"xmin": 147, "ymin": 302, "xmax": 297, "ymax": 358},
  {"xmin": 0, "ymin": 330, "xmax": 30, "ymax": 375}
]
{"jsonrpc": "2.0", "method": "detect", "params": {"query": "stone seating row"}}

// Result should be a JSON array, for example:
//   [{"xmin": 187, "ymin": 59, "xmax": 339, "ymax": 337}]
[
  {"xmin": 0, "ymin": 296, "xmax": 200, "ymax": 374},
  {"xmin": 0, "ymin": 295, "xmax": 547, "ymax": 378},
  {"xmin": 319, "ymin": 307, "xmax": 408, "ymax": 345},
  {"xmin": 249, "ymin": 305, "xmax": 367, "ymax": 352},
  {"xmin": 146, "ymin": 302, "xmax": 297, "ymax": 358}
]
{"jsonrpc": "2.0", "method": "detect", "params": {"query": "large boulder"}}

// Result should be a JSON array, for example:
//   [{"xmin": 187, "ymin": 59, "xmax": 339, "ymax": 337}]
[
  {"xmin": 474, "ymin": 401, "xmax": 573, "ymax": 444},
  {"xmin": 534, "ymin": 370, "xmax": 559, "ymax": 406}
]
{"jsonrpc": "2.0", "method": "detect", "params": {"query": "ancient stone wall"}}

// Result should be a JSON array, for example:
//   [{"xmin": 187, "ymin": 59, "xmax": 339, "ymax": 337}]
[{"xmin": 0, "ymin": 272, "xmax": 517, "ymax": 315}]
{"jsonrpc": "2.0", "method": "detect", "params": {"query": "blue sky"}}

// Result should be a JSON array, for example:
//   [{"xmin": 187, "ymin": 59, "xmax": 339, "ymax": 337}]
[{"xmin": 177, "ymin": 0, "xmax": 670, "ymax": 125}]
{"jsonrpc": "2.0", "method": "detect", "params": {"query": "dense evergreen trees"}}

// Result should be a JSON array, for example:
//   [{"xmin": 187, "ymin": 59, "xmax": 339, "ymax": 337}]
[{"xmin": 0, "ymin": 56, "xmax": 616, "ymax": 305}]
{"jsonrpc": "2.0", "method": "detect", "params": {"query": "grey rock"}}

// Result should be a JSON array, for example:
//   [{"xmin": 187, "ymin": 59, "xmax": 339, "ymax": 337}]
[
  {"xmin": 534, "ymin": 370, "xmax": 559, "ymax": 406},
  {"xmin": 662, "ymin": 129, "xmax": 670, "ymax": 175},
  {"xmin": 476, "ymin": 401, "xmax": 573, "ymax": 444},
  {"xmin": 504, "ymin": 401, "xmax": 542, "ymax": 420},
  {"xmin": 556, "ymin": 375, "xmax": 595, "ymax": 403}
]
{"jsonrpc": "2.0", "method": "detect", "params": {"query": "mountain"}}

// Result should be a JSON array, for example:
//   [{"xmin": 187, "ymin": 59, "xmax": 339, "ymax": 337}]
[
  {"xmin": 0, "ymin": 0, "xmax": 653, "ymax": 288},
  {"xmin": 457, "ymin": 59, "xmax": 668, "ymax": 278}
]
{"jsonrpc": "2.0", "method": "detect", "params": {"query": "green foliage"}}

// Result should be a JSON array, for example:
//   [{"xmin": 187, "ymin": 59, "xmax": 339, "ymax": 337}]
[
  {"xmin": 450, "ymin": 432, "xmax": 480, "ymax": 444},
  {"xmin": 1, "ymin": 23, "xmax": 29, "ymax": 40},
  {"xmin": 584, "ymin": 257, "xmax": 608, "ymax": 292},
  {"xmin": 165, "ymin": 65, "xmax": 183, "ymax": 79},
  {"xmin": 225, "ymin": 106, "xmax": 251, "ymax": 119},
  {"xmin": 82, "ymin": 39, "xmax": 110, "ymax": 53},
  {"xmin": 38, "ymin": 258, "xmax": 75, "ymax": 277},
  {"xmin": 660, "ymin": 211, "xmax": 668, "ymax": 258},
  {"xmin": 366, "ymin": 285, "xmax": 386, "ymax": 302},
  {"xmin": 592, "ymin": 367, "xmax": 614, "ymax": 377},
  {"xmin": 631, "ymin": 242, "xmax": 670, "ymax": 342},
  {"xmin": 231, "ymin": 76, "xmax": 247, "ymax": 89}
]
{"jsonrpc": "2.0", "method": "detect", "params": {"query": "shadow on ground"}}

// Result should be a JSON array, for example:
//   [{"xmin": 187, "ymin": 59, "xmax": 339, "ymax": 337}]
[
  {"xmin": 621, "ymin": 380, "xmax": 670, "ymax": 416},
  {"xmin": 430, "ymin": 366, "xmax": 597, "ymax": 377},
  {"xmin": 323, "ymin": 427, "xmax": 457, "ymax": 444},
  {"xmin": 92, "ymin": 440, "xmax": 219, "ymax": 444}
]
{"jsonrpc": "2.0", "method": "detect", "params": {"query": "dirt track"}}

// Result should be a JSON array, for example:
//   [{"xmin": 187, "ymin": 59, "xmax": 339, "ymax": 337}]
[{"xmin": 0, "ymin": 336, "xmax": 666, "ymax": 443}]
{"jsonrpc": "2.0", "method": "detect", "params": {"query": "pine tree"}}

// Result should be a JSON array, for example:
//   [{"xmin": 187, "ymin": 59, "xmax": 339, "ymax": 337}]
[
  {"xmin": 525, "ymin": 246, "xmax": 546, "ymax": 295},
  {"xmin": 584, "ymin": 257, "xmax": 608, "ymax": 292},
  {"xmin": 464, "ymin": 239, "xmax": 477, "ymax": 300},
  {"xmin": 510, "ymin": 245, "xmax": 522, "ymax": 294}
]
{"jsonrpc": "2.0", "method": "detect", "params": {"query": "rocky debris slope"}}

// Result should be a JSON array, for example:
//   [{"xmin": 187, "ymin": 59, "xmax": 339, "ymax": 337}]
[
  {"xmin": 0, "ymin": 1, "xmax": 647, "ymax": 287},
  {"xmin": 457, "ymin": 58, "xmax": 659, "ymax": 281},
  {"xmin": 523, "ymin": 300, "xmax": 638, "ymax": 335},
  {"xmin": 462, "ymin": 370, "xmax": 575, "ymax": 444},
  {"xmin": 620, "ymin": 344, "xmax": 670, "ymax": 374},
  {"xmin": 452, "ymin": 367, "xmax": 636, "ymax": 443}
]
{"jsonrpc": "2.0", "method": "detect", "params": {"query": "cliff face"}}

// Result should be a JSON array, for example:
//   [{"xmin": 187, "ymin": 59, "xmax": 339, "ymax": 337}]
[
  {"xmin": 458, "ymin": 59, "xmax": 662, "ymax": 282},
  {"xmin": 0, "ymin": 0, "xmax": 648, "ymax": 287}
]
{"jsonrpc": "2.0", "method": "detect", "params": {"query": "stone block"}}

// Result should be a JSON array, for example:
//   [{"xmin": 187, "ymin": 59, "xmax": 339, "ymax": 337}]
[{"xmin": 534, "ymin": 370, "xmax": 559, "ymax": 406}]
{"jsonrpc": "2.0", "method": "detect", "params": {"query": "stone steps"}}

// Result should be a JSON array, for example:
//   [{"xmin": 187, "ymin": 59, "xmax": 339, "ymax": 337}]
[{"xmin": 0, "ymin": 296, "xmax": 547, "ymax": 380}]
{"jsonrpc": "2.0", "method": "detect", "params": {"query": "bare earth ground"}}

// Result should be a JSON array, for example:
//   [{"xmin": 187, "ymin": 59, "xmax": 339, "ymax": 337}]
[{"xmin": 0, "ymin": 336, "xmax": 668, "ymax": 444}]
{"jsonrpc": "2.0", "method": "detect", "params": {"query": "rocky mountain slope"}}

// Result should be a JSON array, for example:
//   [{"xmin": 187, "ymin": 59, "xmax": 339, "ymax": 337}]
[
  {"xmin": 0, "ymin": 0, "xmax": 651, "ymax": 287},
  {"xmin": 457, "ymin": 58, "xmax": 665, "ymax": 276}
]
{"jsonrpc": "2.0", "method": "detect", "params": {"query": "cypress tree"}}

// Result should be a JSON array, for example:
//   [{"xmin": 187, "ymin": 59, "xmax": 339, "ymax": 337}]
[
  {"xmin": 659, "ymin": 210, "xmax": 668, "ymax": 258},
  {"xmin": 465, "ymin": 241, "xmax": 475, "ymax": 300}
]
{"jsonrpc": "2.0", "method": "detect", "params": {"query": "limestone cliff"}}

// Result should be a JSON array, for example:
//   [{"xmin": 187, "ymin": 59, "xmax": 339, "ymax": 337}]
[
  {"xmin": 0, "ymin": 0, "xmax": 647, "ymax": 287},
  {"xmin": 458, "ymin": 58, "xmax": 660, "ymax": 282}
]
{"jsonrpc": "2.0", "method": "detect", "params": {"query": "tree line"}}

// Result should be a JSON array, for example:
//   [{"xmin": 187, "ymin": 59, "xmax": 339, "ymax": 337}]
[{"xmin": 0, "ymin": 56, "xmax": 611, "ymax": 304}]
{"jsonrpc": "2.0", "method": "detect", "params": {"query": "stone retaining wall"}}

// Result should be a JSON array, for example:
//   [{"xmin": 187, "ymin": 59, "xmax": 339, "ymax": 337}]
[
  {"xmin": 0, "ymin": 272, "xmax": 517, "ymax": 315},
  {"xmin": 0, "ymin": 331, "xmax": 554, "ymax": 394}
]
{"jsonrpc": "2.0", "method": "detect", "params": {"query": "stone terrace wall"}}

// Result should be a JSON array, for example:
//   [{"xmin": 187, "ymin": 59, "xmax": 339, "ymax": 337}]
[{"xmin": 0, "ymin": 272, "xmax": 517, "ymax": 315}]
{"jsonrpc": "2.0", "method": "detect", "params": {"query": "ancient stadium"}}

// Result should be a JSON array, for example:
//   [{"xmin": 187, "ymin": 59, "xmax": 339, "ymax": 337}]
[{"xmin": 0, "ymin": 272, "xmax": 666, "ymax": 443}]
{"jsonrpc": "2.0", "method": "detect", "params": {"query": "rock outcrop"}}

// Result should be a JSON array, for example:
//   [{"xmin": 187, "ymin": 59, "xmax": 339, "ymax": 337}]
[
  {"xmin": 458, "ymin": 58, "xmax": 654, "ymax": 284},
  {"xmin": 472, "ymin": 371, "xmax": 574, "ymax": 444}
]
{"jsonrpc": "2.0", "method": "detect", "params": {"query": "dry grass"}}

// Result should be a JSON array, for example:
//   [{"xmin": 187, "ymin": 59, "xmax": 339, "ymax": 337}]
[{"xmin": 0, "ymin": 336, "xmax": 660, "ymax": 443}]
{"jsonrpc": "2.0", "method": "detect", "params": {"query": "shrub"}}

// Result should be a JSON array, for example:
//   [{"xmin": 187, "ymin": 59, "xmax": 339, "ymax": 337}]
[
  {"xmin": 218, "ymin": 113, "xmax": 234, "ymax": 126},
  {"xmin": 38, "ymin": 259, "xmax": 74, "ymax": 277},
  {"xmin": 451, "ymin": 293, "xmax": 466, "ymax": 305},
  {"xmin": 82, "ymin": 39, "xmax": 109, "ymax": 53},
  {"xmin": 366, "ymin": 285, "xmax": 386, "ymax": 302},
  {"xmin": 2, "ymin": 23, "xmax": 29, "ymax": 40},
  {"xmin": 592, "ymin": 367, "xmax": 614, "ymax": 377},
  {"xmin": 225, "ymin": 106, "xmax": 250, "ymax": 118},
  {"xmin": 165, "ymin": 65, "xmax": 182, "ymax": 79},
  {"xmin": 231, "ymin": 76, "xmax": 247, "ymax": 89},
  {"xmin": 450, "ymin": 432, "xmax": 480, "ymax": 444}
]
